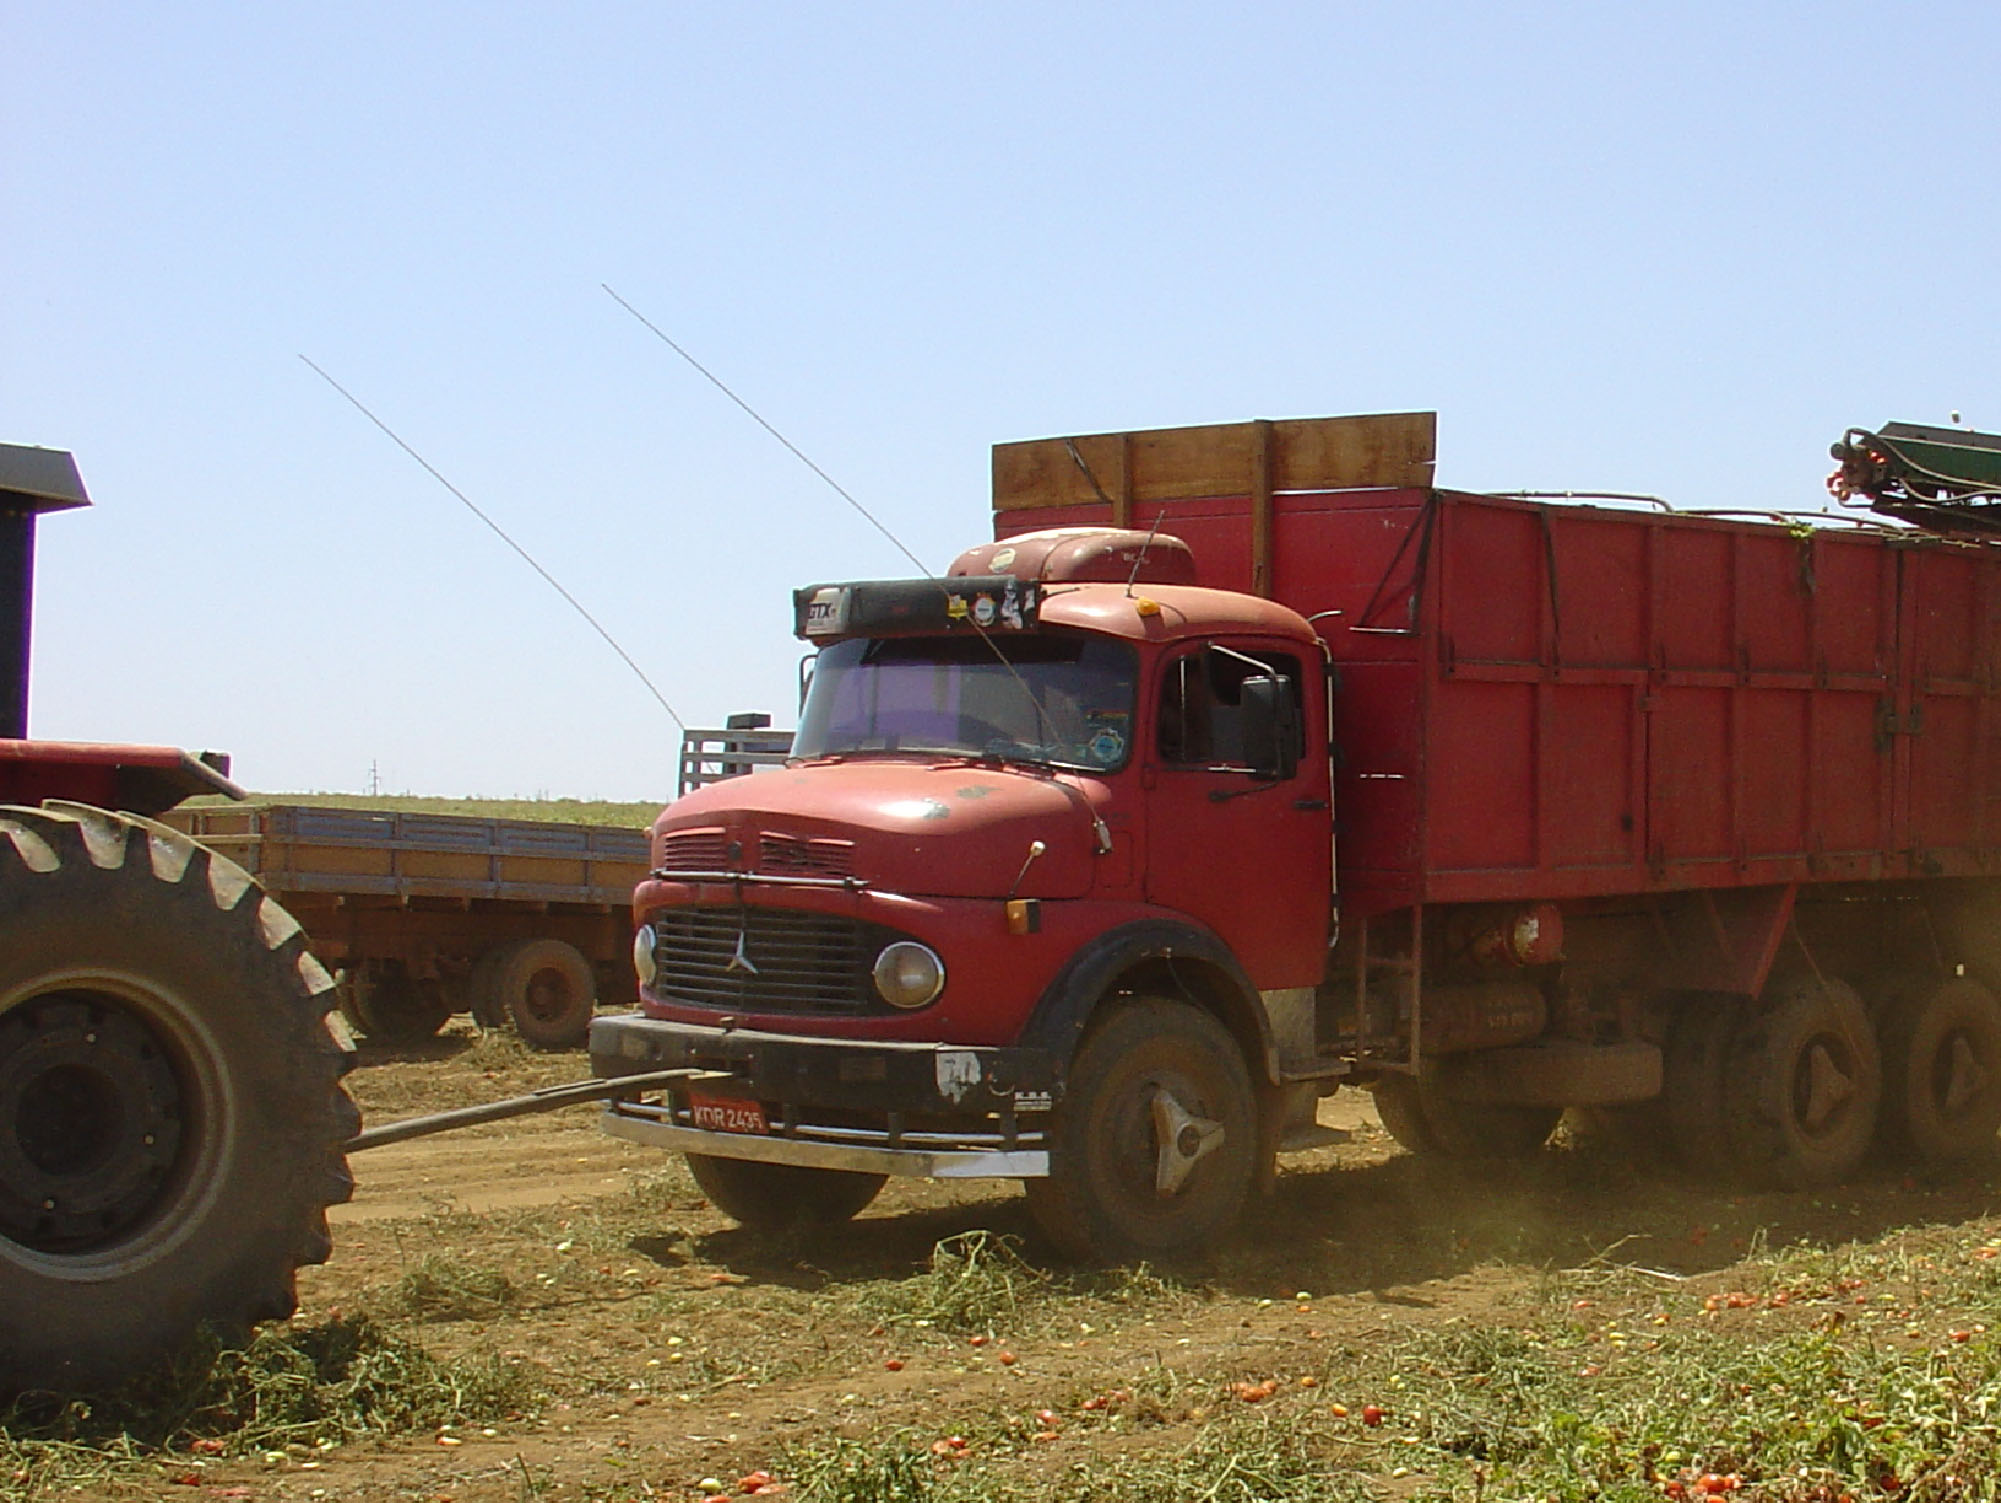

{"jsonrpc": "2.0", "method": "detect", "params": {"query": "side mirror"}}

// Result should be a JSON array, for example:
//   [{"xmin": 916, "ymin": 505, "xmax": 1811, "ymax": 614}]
[{"xmin": 1239, "ymin": 675, "xmax": 1300, "ymax": 781}]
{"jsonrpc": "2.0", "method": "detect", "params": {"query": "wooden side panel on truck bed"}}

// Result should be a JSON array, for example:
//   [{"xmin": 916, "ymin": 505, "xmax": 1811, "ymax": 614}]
[
  {"xmin": 994, "ymin": 419, "xmax": 2001, "ymax": 922},
  {"xmin": 167, "ymin": 802, "xmax": 648, "ymax": 904}
]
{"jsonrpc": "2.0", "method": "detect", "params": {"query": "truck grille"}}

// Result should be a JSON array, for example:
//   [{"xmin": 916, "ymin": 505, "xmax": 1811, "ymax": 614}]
[
  {"xmin": 648, "ymin": 906, "xmax": 886, "ymax": 1014},
  {"xmin": 759, "ymin": 832, "xmax": 855, "ymax": 878},
  {"xmin": 657, "ymin": 828, "xmax": 730, "ymax": 872}
]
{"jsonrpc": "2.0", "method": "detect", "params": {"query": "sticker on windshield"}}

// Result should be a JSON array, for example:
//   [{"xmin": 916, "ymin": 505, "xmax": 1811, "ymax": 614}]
[
  {"xmin": 1087, "ymin": 727, "xmax": 1127, "ymax": 765},
  {"xmin": 972, "ymin": 594, "xmax": 998, "ymax": 627}
]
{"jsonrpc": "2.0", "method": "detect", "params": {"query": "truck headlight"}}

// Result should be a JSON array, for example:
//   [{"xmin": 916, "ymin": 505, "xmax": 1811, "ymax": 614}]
[
  {"xmin": 633, "ymin": 924, "xmax": 658, "ymax": 987},
  {"xmin": 872, "ymin": 941, "xmax": 944, "ymax": 1008}
]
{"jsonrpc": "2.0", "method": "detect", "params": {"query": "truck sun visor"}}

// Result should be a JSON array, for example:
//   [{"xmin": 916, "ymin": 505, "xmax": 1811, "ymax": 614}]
[{"xmin": 793, "ymin": 575, "xmax": 1042, "ymax": 641}]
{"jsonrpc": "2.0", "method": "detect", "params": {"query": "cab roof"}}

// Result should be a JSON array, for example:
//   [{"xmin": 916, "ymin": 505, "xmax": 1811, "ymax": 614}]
[{"xmin": 1037, "ymin": 581, "xmax": 1318, "ymax": 645}]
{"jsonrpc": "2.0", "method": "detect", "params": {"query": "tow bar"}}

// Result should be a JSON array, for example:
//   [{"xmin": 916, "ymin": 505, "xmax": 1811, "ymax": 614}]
[{"xmin": 345, "ymin": 1067, "xmax": 726, "ymax": 1152}]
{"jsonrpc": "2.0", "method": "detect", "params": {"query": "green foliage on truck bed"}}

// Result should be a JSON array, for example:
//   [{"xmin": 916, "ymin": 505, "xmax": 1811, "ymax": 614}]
[{"xmin": 177, "ymin": 791, "xmax": 666, "ymax": 828}]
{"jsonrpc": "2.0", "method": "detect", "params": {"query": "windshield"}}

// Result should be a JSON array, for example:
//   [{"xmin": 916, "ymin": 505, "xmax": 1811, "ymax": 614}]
[{"xmin": 794, "ymin": 632, "xmax": 1139, "ymax": 772}]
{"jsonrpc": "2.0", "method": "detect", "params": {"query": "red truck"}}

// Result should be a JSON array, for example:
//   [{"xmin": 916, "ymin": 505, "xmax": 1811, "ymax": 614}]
[{"xmin": 593, "ymin": 411, "xmax": 2001, "ymax": 1260}]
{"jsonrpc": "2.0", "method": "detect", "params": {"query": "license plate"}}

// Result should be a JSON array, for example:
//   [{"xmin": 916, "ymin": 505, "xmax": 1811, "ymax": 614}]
[{"xmin": 688, "ymin": 1094, "xmax": 768, "ymax": 1135}]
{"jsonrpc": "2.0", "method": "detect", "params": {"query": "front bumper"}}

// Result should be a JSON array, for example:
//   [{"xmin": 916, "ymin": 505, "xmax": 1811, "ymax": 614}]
[{"xmin": 589, "ymin": 1012, "xmax": 1058, "ymax": 1179}]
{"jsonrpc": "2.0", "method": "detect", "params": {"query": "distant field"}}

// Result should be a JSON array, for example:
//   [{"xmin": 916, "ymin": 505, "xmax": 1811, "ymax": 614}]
[{"xmin": 178, "ymin": 791, "xmax": 667, "ymax": 827}]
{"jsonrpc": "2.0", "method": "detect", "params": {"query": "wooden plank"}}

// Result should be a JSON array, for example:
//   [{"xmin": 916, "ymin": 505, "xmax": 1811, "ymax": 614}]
[{"xmin": 993, "ymin": 412, "xmax": 1437, "ymax": 512}]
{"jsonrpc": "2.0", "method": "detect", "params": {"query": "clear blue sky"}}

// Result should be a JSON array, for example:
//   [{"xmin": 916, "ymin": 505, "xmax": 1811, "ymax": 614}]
[{"xmin": 5, "ymin": 3, "xmax": 1994, "ymax": 801}]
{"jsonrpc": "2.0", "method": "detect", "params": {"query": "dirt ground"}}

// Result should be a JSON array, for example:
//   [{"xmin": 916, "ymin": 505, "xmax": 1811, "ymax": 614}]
[{"xmin": 125, "ymin": 1024, "xmax": 2001, "ymax": 1503}]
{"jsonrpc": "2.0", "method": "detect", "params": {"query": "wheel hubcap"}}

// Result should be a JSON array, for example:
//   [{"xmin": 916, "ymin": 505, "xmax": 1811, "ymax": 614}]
[
  {"xmin": 0, "ymin": 996, "xmax": 185, "ymax": 1253},
  {"xmin": 1150, "ymin": 1086, "xmax": 1224, "ymax": 1195},
  {"xmin": 524, "ymin": 967, "xmax": 572, "ymax": 1024},
  {"xmin": 1939, "ymin": 1032, "xmax": 1988, "ymax": 1119},
  {"xmin": 1798, "ymin": 1038, "xmax": 1858, "ymax": 1135}
]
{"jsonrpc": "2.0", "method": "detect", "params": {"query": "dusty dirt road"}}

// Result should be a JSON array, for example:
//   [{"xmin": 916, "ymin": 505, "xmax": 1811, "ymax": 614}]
[{"xmin": 124, "ymin": 1026, "xmax": 2001, "ymax": 1503}]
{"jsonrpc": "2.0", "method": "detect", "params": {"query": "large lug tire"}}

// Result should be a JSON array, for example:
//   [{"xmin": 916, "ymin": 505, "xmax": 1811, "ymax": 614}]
[
  {"xmin": 1879, "ymin": 976, "xmax": 2001, "ymax": 1164},
  {"xmin": 1723, "ymin": 976, "xmax": 1880, "ymax": 1189},
  {"xmin": 1662, "ymin": 996, "xmax": 1741, "ymax": 1175},
  {"xmin": 1025, "ymin": 997, "xmax": 1256, "ymax": 1263},
  {"xmin": 685, "ymin": 1154, "xmax": 885, "ymax": 1229},
  {"xmin": 1369, "ymin": 1074, "xmax": 1560, "ymax": 1159},
  {"xmin": 342, "ymin": 961, "xmax": 452, "ymax": 1043},
  {"xmin": 0, "ymin": 803, "xmax": 357, "ymax": 1394},
  {"xmin": 492, "ymin": 938, "xmax": 596, "ymax": 1050}
]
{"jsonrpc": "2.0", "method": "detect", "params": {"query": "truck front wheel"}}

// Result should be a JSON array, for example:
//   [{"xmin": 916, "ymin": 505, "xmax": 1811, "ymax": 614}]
[
  {"xmin": 1026, "ymin": 997, "xmax": 1255, "ymax": 1263},
  {"xmin": 0, "ymin": 804, "xmax": 356, "ymax": 1393},
  {"xmin": 685, "ymin": 1154, "xmax": 885, "ymax": 1229}
]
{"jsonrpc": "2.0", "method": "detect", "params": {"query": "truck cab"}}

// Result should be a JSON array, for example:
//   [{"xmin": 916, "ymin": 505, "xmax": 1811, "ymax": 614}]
[{"xmin": 593, "ymin": 527, "xmax": 1337, "ymax": 1259}]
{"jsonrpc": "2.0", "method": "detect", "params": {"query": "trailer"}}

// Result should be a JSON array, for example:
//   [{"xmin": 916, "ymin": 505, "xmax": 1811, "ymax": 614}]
[
  {"xmin": 160, "ymin": 717, "xmax": 798, "ymax": 1050},
  {"xmin": 161, "ymin": 802, "xmax": 649, "ymax": 1047}
]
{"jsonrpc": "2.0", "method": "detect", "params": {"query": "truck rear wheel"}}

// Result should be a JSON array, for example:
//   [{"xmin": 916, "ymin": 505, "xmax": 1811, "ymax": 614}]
[
  {"xmin": 1662, "ymin": 996, "xmax": 1740, "ymax": 1175},
  {"xmin": 0, "ymin": 804, "xmax": 356, "ymax": 1393},
  {"xmin": 685, "ymin": 1154, "xmax": 885, "ymax": 1229},
  {"xmin": 1879, "ymin": 977, "xmax": 2001, "ymax": 1163},
  {"xmin": 1723, "ymin": 976, "xmax": 1879, "ymax": 1188},
  {"xmin": 1025, "ymin": 997, "xmax": 1255, "ymax": 1263},
  {"xmin": 1370, "ymin": 1074, "xmax": 1560, "ymax": 1159},
  {"xmin": 493, "ymin": 939, "xmax": 596, "ymax": 1049}
]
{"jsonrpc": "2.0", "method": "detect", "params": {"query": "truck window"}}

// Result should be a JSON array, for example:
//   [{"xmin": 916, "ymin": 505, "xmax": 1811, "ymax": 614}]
[
  {"xmin": 794, "ymin": 632, "xmax": 1139, "ymax": 772},
  {"xmin": 1157, "ymin": 646, "xmax": 1304, "ymax": 769}
]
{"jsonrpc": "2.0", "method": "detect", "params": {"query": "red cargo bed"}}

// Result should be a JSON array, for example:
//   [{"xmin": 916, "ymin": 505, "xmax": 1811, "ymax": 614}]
[{"xmin": 993, "ymin": 418, "xmax": 2001, "ymax": 922}]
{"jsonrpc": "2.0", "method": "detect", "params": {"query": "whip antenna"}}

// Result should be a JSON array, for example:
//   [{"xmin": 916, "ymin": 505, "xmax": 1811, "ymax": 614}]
[
  {"xmin": 299, "ymin": 355, "xmax": 686, "ymax": 730},
  {"xmin": 604, "ymin": 285, "xmax": 1055, "ymax": 741},
  {"xmin": 603, "ymin": 284, "xmax": 931, "ymax": 578}
]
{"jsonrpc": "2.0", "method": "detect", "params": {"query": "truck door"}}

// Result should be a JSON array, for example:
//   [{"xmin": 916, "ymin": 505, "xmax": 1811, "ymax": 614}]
[{"xmin": 1143, "ymin": 639, "xmax": 1333, "ymax": 988}]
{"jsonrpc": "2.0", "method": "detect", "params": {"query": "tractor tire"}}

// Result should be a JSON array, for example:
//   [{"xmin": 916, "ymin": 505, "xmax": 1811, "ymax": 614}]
[
  {"xmin": 492, "ymin": 939, "xmax": 596, "ymax": 1050},
  {"xmin": 1370, "ymin": 1074, "xmax": 1561, "ymax": 1159},
  {"xmin": 0, "ymin": 802, "xmax": 356, "ymax": 1394},
  {"xmin": 342, "ymin": 962, "xmax": 452, "ymax": 1044},
  {"xmin": 1879, "ymin": 976, "xmax": 2001, "ymax": 1164},
  {"xmin": 1722, "ymin": 976, "xmax": 1880, "ymax": 1189},
  {"xmin": 685, "ymin": 1154, "xmax": 886, "ymax": 1229},
  {"xmin": 1025, "ymin": 997, "xmax": 1255, "ymax": 1263}
]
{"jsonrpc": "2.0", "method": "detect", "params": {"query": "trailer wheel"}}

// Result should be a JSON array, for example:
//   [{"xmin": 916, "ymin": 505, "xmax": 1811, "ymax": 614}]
[
  {"xmin": 1879, "ymin": 977, "xmax": 2001, "ymax": 1164},
  {"xmin": 1723, "ymin": 977, "xmax": 1879, "ymax": 1189},
  {"xmin": 685, "ymin": 1155, "xmax": 885, "ymax": 1229},
  {"xmin": 1369, "ymin": 1075, "xmax": 1559, "ymax": 1159},
  {"xmin": 342, "ymin": 961, "xmax": 452, "ymax": 1043},
  {"xmin": 493, "ymin": 939, "xmax": 595, "ymax": 1049},
  {"xmin": 1025, "ymin": 998, "xmax": 1254, "ymax": 1263},
  {"xmin": 0, "ymin": 803, "xmax": 356, "ymax": 1393},
  {"xmin": 466, "ymin": 947, "xmax": 508, "ymax": 1029}
]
